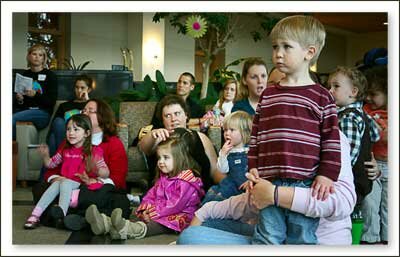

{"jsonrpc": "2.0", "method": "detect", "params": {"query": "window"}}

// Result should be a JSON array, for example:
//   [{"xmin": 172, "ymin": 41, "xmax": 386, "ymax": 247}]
[{"xmin": 27, "ymin": 13, "xmax": 69, "ymax": 69}]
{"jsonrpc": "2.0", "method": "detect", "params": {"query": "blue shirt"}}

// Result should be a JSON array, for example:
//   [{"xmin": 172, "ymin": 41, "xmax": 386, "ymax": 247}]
[{"xmin": 231, "ymin": 98, "xmax": 255, "ymax": 115}]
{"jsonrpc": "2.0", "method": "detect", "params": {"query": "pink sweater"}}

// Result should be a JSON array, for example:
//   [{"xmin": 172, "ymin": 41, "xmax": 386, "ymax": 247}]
[
  {"xmin": 136, "ymin": 170, "xmax": 205, "ymax": 232},
  {"xmin": 196, "ymin": 132, "xmax": 356, "ymax": 245}
]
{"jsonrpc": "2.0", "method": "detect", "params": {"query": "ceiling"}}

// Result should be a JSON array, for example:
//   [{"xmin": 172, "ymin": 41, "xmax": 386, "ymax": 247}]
[{"xmin": 312, "ymin": 13, "xmax": 388, "ymax": 33}]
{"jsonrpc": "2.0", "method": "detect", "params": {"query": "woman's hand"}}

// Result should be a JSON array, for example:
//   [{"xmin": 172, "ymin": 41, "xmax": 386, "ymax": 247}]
[
  {"xmin": 79, "ymin": 90, "xmax": 90, "ymax": 101},
  {"xmin": 311, "ymin": 175, "xmax": 335, "ymax": 201},
  {"xmin": 247, "ymin": 173, "xmax": 275, "ymax": 209},
  {"xmin": 151, "ymin": 128, "xmax": 171, "ymax": 142},
  {"xmin": 239, "ymin": 168, "xmax": 259, "ymax": 192},
  {"xmin": 50, "ymin": 176, "xmax": 65, "ymax": 184},
  {"xmin": 189, "ymin": 216, "xmax": 202, "ymax": 226},
  {"xmin": 365, "ymin": 152, "xmax": 381, "ymax": 180},
  {"xmin": 16, "ymin": 93, "xmax": 24, "ymax": 104},
  {"xmin": 75, "ymin": 171, "xmax": 96, "ymax": 185},
  {"xmin": 24, "ymin": 89, "xmax": 36, "ymax": 97}
]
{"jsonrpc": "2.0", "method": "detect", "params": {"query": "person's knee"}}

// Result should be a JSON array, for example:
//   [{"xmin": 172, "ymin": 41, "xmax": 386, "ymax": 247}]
[{"xmin": 177, "ymin": 226, "xmax": 198, "ymax": 244}]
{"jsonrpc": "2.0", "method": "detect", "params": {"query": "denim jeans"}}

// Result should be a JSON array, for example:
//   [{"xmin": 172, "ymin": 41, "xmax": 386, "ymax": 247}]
[
  {"xmin": 12, "ymin": 109, "xmax": 50, "ymax": 140},
  {"xmin": 202, "ymin": 151, "xmax": 248, "ymax": 205},
  {"xmin": 202, "ymin": 218, "xmax": 254, "ymax": 236},
  {"xmin": 361, "ymin": 160, "xmax": 388, "ymax": 242},
  {"xmin": 252, "ymin": 178, "xmax": 319, "ymax": 245},
  {"xmin": 47, "ymin": 117, "xmax": 66, "ymax": 155},
  {"xmin": 177, "ymin": 225, "xmax": 252, "ymax": 245}
]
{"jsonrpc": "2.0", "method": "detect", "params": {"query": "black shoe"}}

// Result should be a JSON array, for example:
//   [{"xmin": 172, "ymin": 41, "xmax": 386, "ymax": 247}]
[
  {"xmin": 64, "ymin": 214, "xmax": 88, "ymax": 231},
  {"xmin": 50, "ymin": 205, "xmax": 65, "ymax": 229}
]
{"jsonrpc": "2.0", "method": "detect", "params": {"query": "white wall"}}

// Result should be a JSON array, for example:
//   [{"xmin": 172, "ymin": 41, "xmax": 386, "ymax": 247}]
[
  {"xmin": 12, "ymin": 13, "xmax": 388, "ymax": 81},
  {"xmin": 127, "ymin": 13, "xmax": 143, "ymax": 81},
  {"xmin": 12, "ymin": 13, "xmax": 28, "ymax": 69},
  {"xmin": 164, "ymin": 21, "xmax": 195, "ymax": 82},
  {"xmin": 225, "ymin": 15, "xmax": 272, "ymax": 74},
  {"xmin": 70, "ymin": 13, "xmax": 128, "ymax": 70}
]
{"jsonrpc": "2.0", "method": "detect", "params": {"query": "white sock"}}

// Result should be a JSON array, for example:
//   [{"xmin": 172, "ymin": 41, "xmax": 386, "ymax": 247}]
[{"xmin": 126, "ymin": 194, "xmax": 141, "ymax": 205}]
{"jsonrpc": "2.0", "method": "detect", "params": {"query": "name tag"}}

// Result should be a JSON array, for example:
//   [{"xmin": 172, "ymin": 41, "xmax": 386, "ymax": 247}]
[
  {"xmin": 234, "ymin": 159, "xmax": 241, "ymax": 164},
  {"xmin": 38, "ymin": 74, "xmax": 46, "ymax": 81}
]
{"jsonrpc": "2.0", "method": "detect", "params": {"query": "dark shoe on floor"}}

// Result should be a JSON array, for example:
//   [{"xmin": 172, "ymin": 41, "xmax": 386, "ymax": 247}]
[
  {"xmin": 64, "ymin": 214, "xmax": 88, "ymax": 231},
  {"xmin": 50, "ymin": 205, "xmax": 65, "ymax": 229}
]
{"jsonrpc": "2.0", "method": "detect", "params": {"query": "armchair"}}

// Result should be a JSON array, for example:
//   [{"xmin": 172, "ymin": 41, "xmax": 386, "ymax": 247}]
[
  {"xmin": 16, "ymin": 100, "xmax": 66, "ymax": 184},
  {"xmin": 117, "ymin": 101, "xmax": 222, "ymax": 186}
]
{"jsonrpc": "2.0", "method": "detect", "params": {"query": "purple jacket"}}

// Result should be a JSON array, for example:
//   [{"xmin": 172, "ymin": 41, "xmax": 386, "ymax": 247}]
[{"xmin": 136, "ymin": 170, "xmax": 205, "ymax": 232}]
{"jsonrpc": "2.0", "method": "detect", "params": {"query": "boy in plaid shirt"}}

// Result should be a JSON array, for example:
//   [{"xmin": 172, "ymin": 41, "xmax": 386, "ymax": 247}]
[{"xmin": 328, "ymin": 66, "xmax": 380, "ymax": 205}]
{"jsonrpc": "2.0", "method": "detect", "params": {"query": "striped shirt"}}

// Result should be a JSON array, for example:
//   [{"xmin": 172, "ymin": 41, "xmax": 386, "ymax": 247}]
[
  {"xmin": 248, "ymin": 83, "xmax": 341, "ymax": 181},
  {"xmin": 338, "ymin": 101, "xmax": 380, "ymax": 166}
]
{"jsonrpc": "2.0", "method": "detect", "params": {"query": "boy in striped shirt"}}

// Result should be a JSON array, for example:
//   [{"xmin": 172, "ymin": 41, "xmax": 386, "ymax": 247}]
[{"xmin": 248, "ymin": 15, "xmax": 341, "ymax": 245}]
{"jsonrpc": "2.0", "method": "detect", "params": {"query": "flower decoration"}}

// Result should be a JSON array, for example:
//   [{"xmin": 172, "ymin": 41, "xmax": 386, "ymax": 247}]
[{"xmin": 185, "ymin": 15, "xmax": 208, "ymax": 38}]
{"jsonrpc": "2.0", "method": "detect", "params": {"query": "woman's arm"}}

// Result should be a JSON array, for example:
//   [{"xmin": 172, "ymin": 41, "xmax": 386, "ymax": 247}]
[
  {"xmin": 138, "ymin": 128, "xmax": 170, "ymax": 156},
  {"xmin": 195, "ymin": 193, "xmax": 257, "ymax": 224},
  {"xmin": 197, "ymin": 132, "xmax": 226, "ymax": 183},
  {"xmin": 249, "ymin": 132, "xmax": 356, "ymax": 221}
]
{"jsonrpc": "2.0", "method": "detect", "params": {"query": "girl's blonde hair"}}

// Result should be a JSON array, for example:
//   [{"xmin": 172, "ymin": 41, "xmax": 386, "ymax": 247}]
[
  {"xmin": 218, "ymin": 79, "xmax": 238, "ymax": 110},
  {"xmin": 26, "ymin": 44, "xmax": 48, "ymax": 68},
  {"xmin": 237, "ymin": 57, "xmax": 268, "ymax": 101},
  {"xmin": 223, "ymin": 111, "xmax": 253, "ymax": 144},
  {"xmin": 155, "ymin": 136, "xmax": 201, "ymax": 179},
  {"xmin": 328, "ymin": 66, "xmax": 368, "ymax": 101},
  {"xmin": 270, "ymin": 15, "xmax": 326, "ymax": 66}
]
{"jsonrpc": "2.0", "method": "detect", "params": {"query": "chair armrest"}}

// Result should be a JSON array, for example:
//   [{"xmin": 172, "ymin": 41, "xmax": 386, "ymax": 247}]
[
  {"xmin": 117, "ymin": 122, "xmax": 129, "ymax": 152},
  {"xmin": 207, "ymin": 126, "xmax": 222, "ymax": 152}
]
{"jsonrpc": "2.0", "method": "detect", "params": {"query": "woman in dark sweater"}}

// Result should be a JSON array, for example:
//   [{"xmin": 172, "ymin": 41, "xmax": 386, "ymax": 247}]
[{"xmin": 13, "ymin": 44, "xmax": 57, "ymax": 140}]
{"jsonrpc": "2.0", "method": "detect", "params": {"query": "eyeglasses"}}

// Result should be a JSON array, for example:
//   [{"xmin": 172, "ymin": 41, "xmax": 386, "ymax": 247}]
[{"xmin": 81, "ymin": 108, "xmax": 97, "ymax": 114}]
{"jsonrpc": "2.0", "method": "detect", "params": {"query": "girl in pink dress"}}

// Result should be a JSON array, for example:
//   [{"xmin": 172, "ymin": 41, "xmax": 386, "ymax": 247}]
[
  {"xmin": 24, "ymin": 114, "xmax": 110, "ymax": 229},
  {"xmin": 85, "ymin": 132, "xmax": 205, "ymax": 240}
]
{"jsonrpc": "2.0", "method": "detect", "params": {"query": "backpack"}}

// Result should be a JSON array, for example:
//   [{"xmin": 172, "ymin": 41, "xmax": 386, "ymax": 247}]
[{"xmin": 338, "ymin": 108, "xmax": 372, "ymax": 205}]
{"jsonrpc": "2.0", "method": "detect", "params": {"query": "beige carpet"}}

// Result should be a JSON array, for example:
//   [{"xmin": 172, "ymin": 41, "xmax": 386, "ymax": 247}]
[{"xmin": 12, "ymin": 186, "xmax": 178, "ymax": 245}]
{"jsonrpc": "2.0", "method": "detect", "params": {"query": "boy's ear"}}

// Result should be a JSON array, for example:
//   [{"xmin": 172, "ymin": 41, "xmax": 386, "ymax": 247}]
[
  {"xmin": 305, "ymin": 45, "xmax": 317, "ymax": 61},
  {"xmin": 351, "ymin": 86, "xmax": 359, "ymax": 98}
]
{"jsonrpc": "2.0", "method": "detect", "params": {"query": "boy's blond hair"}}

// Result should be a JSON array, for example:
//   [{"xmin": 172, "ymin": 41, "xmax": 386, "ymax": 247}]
[
  {"xmin": 328, "ymin": 66, "xmax": 368, "ymax": 101},
  {"xmin": 26, "ymin": 44, "xmax": 48, "ymax": 68},
  {"xmin": 270, "ymin": 15, "xmax": 326, "ymax": 66},
  {"xmin": 222, "ymin": 111, "xmax": 253, "ymax": 144}
]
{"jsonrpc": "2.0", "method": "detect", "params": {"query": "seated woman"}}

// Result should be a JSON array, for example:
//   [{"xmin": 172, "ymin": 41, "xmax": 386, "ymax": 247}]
[
  {"xmin": 32, "ymin": 99, "xmax": 130, "ymax": 230},
  {"xmin": 47, "ymin": 74, "xmax": 93, "ymax": 155},
  {"xmin": 139, "ymin": 94, "xmax": 224, "ymax": 192},
  {"xmin": 177, "ymin": 131, "xmax": 368, "ymax": 245}
]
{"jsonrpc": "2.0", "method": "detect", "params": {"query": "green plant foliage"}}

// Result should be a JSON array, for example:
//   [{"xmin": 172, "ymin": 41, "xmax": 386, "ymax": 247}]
[
  {"xmin": 62, "ymin": 56, "xmax": 93, "ymax": 70},
  {"xmin": 212, "ymin": 57, "xmax": 248, "ymax": 85},
  {"xmin": 155, "ymin": 70, "xmax": 167, "ymax": 96}
]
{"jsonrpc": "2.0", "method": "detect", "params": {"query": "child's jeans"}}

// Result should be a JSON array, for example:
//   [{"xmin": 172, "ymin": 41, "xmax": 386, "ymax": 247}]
[
  {"xmin": 361, "ymin": 160, "xmax": 388, "ymax": 242},
  {"xmin": 252, "ymin": 178, "xmax": 319, "ymax": 245}
]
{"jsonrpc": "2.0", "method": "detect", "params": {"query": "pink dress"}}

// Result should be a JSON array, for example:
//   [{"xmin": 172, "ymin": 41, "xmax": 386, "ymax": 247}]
[{"xmin": 136, "ymin": 169, "xmax": 205, "ymax": 232}]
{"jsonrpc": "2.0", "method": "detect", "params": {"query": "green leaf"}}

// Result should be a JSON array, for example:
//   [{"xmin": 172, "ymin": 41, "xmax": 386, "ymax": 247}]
[
  {"xmin": 79, "ymin": 60, "xmax": 93, "ymax": 70},
  {"xmin": 155, "ymin": 70, "xmax": 167, "ymax": 96}
]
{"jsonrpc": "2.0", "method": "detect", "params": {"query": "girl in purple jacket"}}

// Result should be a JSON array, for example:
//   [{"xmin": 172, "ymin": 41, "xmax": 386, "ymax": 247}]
[{"xmin": 85, "ymin": 132, "xmax": 205, "ymax": 240}]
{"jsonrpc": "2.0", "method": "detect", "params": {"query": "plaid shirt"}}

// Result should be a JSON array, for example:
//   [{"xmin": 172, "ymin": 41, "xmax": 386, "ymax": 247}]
[{"xmin": 338, "ymin": 101, "xmax": 380, "ymax": 166}]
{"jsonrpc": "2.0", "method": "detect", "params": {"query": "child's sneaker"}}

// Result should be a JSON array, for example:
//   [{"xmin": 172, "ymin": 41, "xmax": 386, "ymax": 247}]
[{"xmin": 24, "ymin": 215, "xmax": 40, "ymax": 229}]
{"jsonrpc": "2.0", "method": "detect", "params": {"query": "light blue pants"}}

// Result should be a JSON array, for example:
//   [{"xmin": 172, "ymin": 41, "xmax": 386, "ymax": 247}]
[
  {"xmin": 361, "ymin": 160, "xmax": 388, "ymax": 242},
  {"xmin": 35, "ymin": 178, "xmax": 80, "ymax": 215},
  {"xmin": 12, "ymin": 109, "xmax": 50, "ymax": 140},
  {"xmin": 178, "ymin": 225, "xmax": 252, "ymax": 245}
]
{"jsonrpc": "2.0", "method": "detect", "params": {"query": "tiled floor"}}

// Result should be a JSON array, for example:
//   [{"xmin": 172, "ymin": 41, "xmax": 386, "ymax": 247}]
[{"xmin": 12, "ymin": 184, "xmax": 178, "ymax": 245}]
